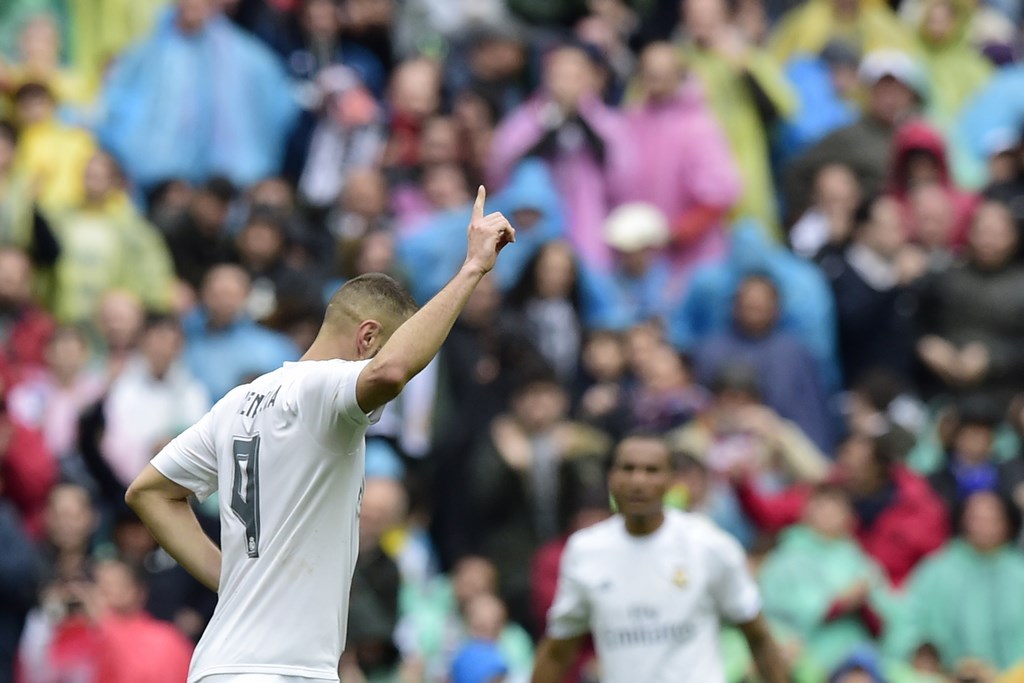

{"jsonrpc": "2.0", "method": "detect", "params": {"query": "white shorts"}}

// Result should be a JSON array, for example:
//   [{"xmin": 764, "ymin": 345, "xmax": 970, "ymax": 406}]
[{"xmin": 198, "ymin": 676, "xmax": 337, "ymax": 683}]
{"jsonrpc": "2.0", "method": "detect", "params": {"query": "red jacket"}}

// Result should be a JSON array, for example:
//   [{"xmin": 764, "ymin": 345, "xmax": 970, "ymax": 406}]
[
  {"xmin": 737, "ymin": 466, "xmax": 949, "ymax": 586},
  {"xmin": 2, "ymin": 418, "xmax": 57, "ymax": 539},
  {"xmin": 531, "ymin": 536, "xmax": 596, "ymax": 683},
  {"xmin": 18, "ymin": 613, "xmax": 193, "ymax": 683},
  {"xmin": 2, "ymin": 306, "xmax": 56, "ymax": 370},
  {"xmin": 888, "ymin": 120, "xmax": 978, "ymax": 248}
]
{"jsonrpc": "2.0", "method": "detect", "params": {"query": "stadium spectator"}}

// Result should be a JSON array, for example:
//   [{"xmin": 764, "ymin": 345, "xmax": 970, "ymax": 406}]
[
  {"xmin": 99, "ymin": 314, "xmax": 209, "ymax": 488},
  {"xmin": 668, "ymin": 363, "xmax": 830, "ymax": 488},
  {"xmin": 769, "ymin": 0, "xmax": 914, "ymax": 63},
  {"xmin": 574, "ymin": 330, "xmax": 632, "ymax": 442},
  {"xmin": 602, "ymin": 203, "xmax": 676, "ymax": 327},
  {"xmin": 916, "ymin": 200, "xmax": 1024, "ymax": 407},
  {"xmin": 789, "ymin": 163, "xmax": 862, "ymax": 260},
  {"xmin": 677, "ymin": 0, "xmax": 796, "ymax": 235},
  {"xmin": 236, "ymin": 208, "xmax": 323, "ymax": 324},
  {"xmin": 926, "ymin": 397, "xmax": 1024, "ymax": 521},
  {"xmin": 18, "ymin": 558, "xmax": 193, "ymax": 683},
  {"xmin": 758, "ymin": 485, "xmax": 888, "ymax": 672},
  {"xmin": 49, "ymin": 151, "xmax": 175, "ymax": 324},
  {"xmin": 734, "ymin": 432, "xmax": 949, "ymax": 585},
  {"xmin": 11, "ymin": 82, "xmax": 95, "ymax": 210},
  {"xmin": 93, "ymin": 290, "xmax": 144, "ymax": 378},
  {"xmin": 488, "ymin": 44, "xmax": 634, "ymax": 270},
  {"xmin": 0, "ymin": 247, "xmax": 54, "ymax": 368},
  {"xmin": 182, "ymin": 264, "xmax": 299, "ymax": 401},
  {"xmin": 469, "ymin": 369, "xmax": 609, "ymax": 630},
  {"xmin": 693, "ymin": 274, "xmax": 834, "ymax": 452},
  {"xmin": 0, "ymin": 485, "xmax": 39, "ymax": 683},
  {"xmin": 628, "ymin": 341, "xmax": 708, "ymax": 433},
  {"xmin": 884, "ymin": 491, "xmax": 1024, "ymax": 670},
  {"xmin": 98, "ymin": 0, "xmax": 299, "ymax": 189},
  {"xmin": 888, "ymin": 120, "xmax": 978, "ymax": 248},
  {"xmin": 162, "ymin": 177, "xmax": 239, "ymax": 291},
  {"xmin": 383, "ymin": 58, "xmax": 443, "ymax": 174},
  {"xmin": 621, "ymin": 42, "xmax": 740, "ymax": 287},
  {"xmin": 6, "ymin": 325, "xmax": 103, "ymax": 462},
  {"xmin": 784, "ymin": 50, "xmax": 925, "ymax": 219},
  {"xmin": 0, "ymin": 377, "xmax": 55, "ymax": 538},
  {"xmin": 821, "ymin": 194, "xmax": 924, "ymax": 388},
  {"xmin": 4, "ymin": 13, "xmax": 89, "ymax": 107},
  {"xmin": 671, "ymin": 222, "xmax": 842, "ymax": 394}
]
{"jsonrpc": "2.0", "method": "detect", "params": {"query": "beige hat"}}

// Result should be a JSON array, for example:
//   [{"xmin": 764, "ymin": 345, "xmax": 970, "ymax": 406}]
[{"xmin": 603, "ymin": 202, "xmax": 670, "ymax": 253}]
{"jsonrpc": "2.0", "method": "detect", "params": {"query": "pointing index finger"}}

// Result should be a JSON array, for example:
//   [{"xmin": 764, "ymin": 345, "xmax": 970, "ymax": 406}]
[{"xmin": 473, "ymin": 185, "xmax": 486, "ymax": 221}]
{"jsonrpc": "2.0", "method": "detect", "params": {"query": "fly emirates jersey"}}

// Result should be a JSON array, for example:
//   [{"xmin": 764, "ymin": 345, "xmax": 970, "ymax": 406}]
[
  {"xmin": 151, "ymin": 359, "xmax": 382, "ymax": 682},
  {"xmin": 546, "ymin": 510, "xmax": 762, "ymax": 683}
]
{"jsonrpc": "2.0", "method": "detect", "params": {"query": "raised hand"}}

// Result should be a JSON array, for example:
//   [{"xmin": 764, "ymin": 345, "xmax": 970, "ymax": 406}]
[{"xmin": 464, "ymin": 186, "xmax": 515, "ymax": 275}]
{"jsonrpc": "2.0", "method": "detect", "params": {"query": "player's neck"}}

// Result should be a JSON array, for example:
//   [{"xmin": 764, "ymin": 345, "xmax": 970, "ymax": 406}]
[
  {"xmin": 301, "ymin": 334, "xmax": 356, "ymax": 362},
  {"xmin": 623, "ymin": 510, "xmax": 666, "ymax": 537}
]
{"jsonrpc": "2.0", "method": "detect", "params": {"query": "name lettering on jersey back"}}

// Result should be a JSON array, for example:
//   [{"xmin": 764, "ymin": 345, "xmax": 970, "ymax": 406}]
[{"xmin": 239, "ymin": 386, "xmax": 281, "ymax": 418}]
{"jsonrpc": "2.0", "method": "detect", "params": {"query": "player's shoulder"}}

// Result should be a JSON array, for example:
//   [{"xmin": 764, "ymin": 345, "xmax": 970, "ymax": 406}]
[
  {"xmin": 565, "ymin": 515, "xmax": 626, "ymax": 554},
  {"xmin": 667, "ymin": 509, "xmax": 747, "ymax": 561}
]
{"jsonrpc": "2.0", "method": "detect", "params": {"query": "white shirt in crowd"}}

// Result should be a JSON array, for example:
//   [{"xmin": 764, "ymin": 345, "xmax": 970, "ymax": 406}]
[
  {"xmin": 547, "ymin": 509, "xmax": 762, "ymax": 683},
  {"xmin": 103, "ymin": 355, "xmax": 211, "ymax": 486},
  {"xmin": 151, "ymin": 359, "xmax": 381, "ymax": 683}
]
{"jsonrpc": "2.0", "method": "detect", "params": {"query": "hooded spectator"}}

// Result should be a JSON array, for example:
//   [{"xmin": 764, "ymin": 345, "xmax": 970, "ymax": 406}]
[
  {"xmin": 98, "ymin": 0, "xmax": 299, "ymax": 188},
  {"xmin": 488, "ymin": 44, "xmax": 635, "ymax": 271},
  {"xmin": 621, "ymin": 42, "xmax": 741, "ymax": 285},
  {"xmin": 888, "ymin": 120, "xmax": 978, "ymax": 247}
]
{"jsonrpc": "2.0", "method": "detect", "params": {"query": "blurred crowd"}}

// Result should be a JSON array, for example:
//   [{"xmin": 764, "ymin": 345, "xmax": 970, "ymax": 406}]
[{"xmin": 1, "ymin": 0, "xmax": 1024, "ymax": 682}]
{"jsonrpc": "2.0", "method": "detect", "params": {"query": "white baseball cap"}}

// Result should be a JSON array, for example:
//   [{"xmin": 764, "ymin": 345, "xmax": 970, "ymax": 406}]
[
  {"xmin": 858, "ymin": 50, "xmax": 927, "ymax": 100},
  {"xmin": 603, "ymin": 202, "xmax": 670, "ymax": 253}
]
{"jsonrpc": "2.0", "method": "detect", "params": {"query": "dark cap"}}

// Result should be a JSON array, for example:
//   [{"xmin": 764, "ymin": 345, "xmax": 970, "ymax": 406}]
[
  {"xmin": 820, "ymin": 39, "xmax": 861, "ymax": 68},
  {"xmin": 710, "ymin": 362, "xmax": 762, "ymax": 398}
]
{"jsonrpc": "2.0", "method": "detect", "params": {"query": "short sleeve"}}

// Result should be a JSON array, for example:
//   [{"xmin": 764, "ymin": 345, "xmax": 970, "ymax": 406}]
[
  {"xmin": 546, "ymin": 538, "xmax": 592, "ymax": 639},
  {"xmin": 150, "ymin": 408, "xmax": 219, "ymax": 502},
  {"xmin": 710, "ymin": 531, "xmax": 762, "ymax": 624},
  {"xmin": 299, "ymin": 359, "xmax": 381, "ymax": 427}
]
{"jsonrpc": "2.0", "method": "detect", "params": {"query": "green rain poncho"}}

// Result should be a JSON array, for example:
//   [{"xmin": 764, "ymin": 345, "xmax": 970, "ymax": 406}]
[
  {"xmin": 49, "ymin": 193, "xmax": 173, "ymax": 322},
  {"xmin": 885, "ymin": 540, "xmax": 1024, "ymax": 671},
  {"xmin": 678, "ymin": 43, "xmax": 796, "ymax": 238},
  {"xmin": 759, "ymin": 525, "xmax": 888, "ymax": 671}
]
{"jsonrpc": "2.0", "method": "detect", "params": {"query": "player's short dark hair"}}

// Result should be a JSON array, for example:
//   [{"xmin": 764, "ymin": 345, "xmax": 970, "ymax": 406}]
[
  {"xmin": 328, "ymin": 272, "xmax": 418, "ymax": 333},
  {"xmin": 608, "ymin": 432, "xmax": 672, "ymax": 471}
]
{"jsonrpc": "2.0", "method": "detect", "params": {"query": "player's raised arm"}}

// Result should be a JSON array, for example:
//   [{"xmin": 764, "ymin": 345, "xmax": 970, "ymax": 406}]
[{"xmin": 355, "ymin": 186, "xmax": 515, "ymax": 412}]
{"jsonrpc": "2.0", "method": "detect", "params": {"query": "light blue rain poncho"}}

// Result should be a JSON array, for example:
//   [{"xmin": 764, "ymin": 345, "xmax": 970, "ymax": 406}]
[
  {"xmin": 397, "ymin": 159, "xmax": 630, "ymax": 330},
  {"xmin": 669, "ymin": 220, "xmax": 841, "ymax": 392},
  {"xmin": 97, "ymin": 7, "xmax": 298, "ymax": 189}
]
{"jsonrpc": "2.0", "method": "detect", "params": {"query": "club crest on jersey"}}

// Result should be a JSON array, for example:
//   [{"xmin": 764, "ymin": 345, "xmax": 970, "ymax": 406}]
[{"xmin": 671, "ymin": 567, "xmax": 688, "ymax": 588}]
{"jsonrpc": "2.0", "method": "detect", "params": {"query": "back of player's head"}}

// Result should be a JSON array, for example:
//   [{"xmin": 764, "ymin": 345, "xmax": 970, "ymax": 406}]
[{"xmin": 324, "ymin": 272, "xmax": 418, "ymax": 338}]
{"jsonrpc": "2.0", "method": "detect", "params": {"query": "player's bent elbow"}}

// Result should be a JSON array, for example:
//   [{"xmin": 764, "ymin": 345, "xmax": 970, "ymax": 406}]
[
  {"xmin": 358, "ymin": 359, "xmax": 409, "ymax": 408},
  {"xmin": 124, "ymin": 479, "xmax": 146, "ymax": 512}
]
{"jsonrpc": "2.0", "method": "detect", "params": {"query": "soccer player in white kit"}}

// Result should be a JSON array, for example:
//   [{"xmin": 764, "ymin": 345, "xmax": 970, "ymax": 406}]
[
  {"xmin": 531, "ymin": 435, "xmax": 790, "ymax": 683},
  {"xmin": 124, "ymin": 187, "xmax": 515, "ymax": 683}
]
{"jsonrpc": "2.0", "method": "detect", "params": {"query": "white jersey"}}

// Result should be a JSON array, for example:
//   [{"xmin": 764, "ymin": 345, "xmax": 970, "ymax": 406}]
[
  {"xmin": 151, "ymin": 359, "xmax": 381, "ymax": 683},
  {"xmin": 546, "ymin": 510, "xmax": 761, "ymax": 683}
]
